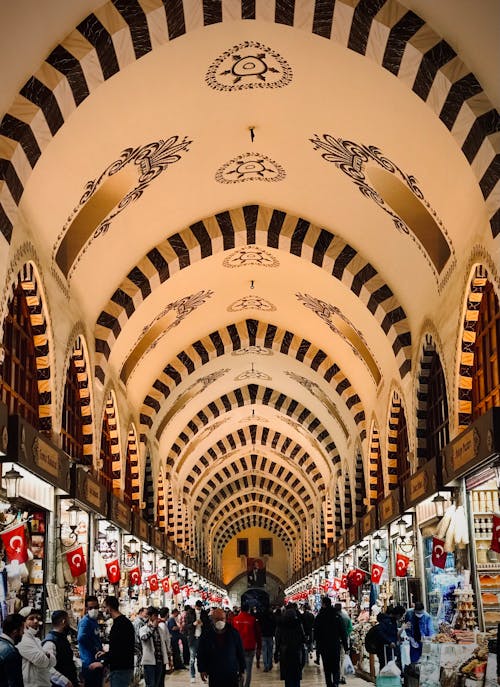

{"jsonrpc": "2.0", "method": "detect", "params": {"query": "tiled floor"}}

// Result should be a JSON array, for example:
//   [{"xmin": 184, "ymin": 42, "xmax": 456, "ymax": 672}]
[{"xmin": 164, "ymin": 662, "xmax": 372, "ymax": 686}]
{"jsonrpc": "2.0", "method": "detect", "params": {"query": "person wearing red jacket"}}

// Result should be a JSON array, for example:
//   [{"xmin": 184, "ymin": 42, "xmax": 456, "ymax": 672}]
[{"xmin": 232, "ymin": 603, "xmax": 261, "ymax": 687}]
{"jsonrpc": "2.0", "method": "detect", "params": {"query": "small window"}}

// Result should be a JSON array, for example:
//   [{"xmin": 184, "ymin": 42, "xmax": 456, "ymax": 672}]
[
  {"xmin": 237, "ymin": 538, "xmax": 248, "ymax": 557},
  {"xmin": 260, "ymin": 538, "xmax": 273, "ymax": 557}
]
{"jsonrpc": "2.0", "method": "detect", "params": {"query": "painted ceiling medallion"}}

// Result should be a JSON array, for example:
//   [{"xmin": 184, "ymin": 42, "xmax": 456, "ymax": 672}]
[
  {"xmin": 228, "ymin": 295, "xmax": 276, "ymax": 312},
  {"xmin": 232, "ymin": 346, "xmax": 273, "ymax": 356},
  {"xmin": 223, "ymin": 245, "xmax": 279, "ymax": 269},
  {"xmin": 310, "ymin": 134, "xmax": 455, "ymax": 286},
  {"xmin": 216, "ymin": 153, "xmax": 285, "ymax": 184},
  {"xmin": 296, "ymin": 292, "xmax": 382, "ymax": 385},
  {"xmin": 183, "ymin": 368, "xmax": 230, "ymax": 394},
  {"xmin": 206, "ymin": 41, "xmax": 292, "ymax": 91},
  {"xmin": 235, "ymin": 363, "xmax": 271, "ymax": 381},
  {"xmin": 53, "ymin": 136, "xmax": 192, "ymax": 280}
]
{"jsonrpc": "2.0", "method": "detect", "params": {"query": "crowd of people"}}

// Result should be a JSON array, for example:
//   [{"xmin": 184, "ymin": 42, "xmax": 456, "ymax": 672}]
[{"xmin": 0, "ymin": 594, "xmax": 361, "ymax": 687}]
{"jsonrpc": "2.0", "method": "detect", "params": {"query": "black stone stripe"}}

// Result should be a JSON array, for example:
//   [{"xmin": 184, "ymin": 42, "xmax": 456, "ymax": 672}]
[
  {"xmin": 241, "ymin": 0, "xmax": 256, "ymax": 19},
  {"xmin": 439, "ymin": 73, "xmax": 482, "ymax": 130},
  {"xmin": 412, "ymin": 40, "xmax": 456, "ymax": 101},
  {"xmin": 77, "ymin": 14, "xmax": 120, "ymax": 81},
  {"xmin": 127, "ymin": 266, "xmax": 151, "ymax": 299},
  {"xmin": 246, "ymin": 318, "xmax": 258, "ymax": 345},
  {"xmin": 233, "ymin": 388, "xmax": 244, "ymax": 406},
  {"xmin": 267, "ymin": 209, "xmax": 286, "ymax": 248},
  {"xmin": 227, "ymin": 324, "xmax": 241, "ymax": 350},
  {"xmin": 243, "ymin": 204, "xmax": 258, "ymax": 244},
  {"xmin": 152, "ymin": 379, "xmax": 169, "ymax": 398},
  {"xmin": 264, "ymin": 323, "xmax": 277, "ymax": 349},
  {"xmin": 0, "ymin": 160, "xmax": 23, "ymax": 204},
  {"xmin": 0, "ymin": 114, "xmax": 41, "ymax": 167},
  {"xmin": 209, "ymin": 331, "xmax": 224, "ymax": 355},
  {"xmin": 348, "ymin": 0, "xmax": 386, "ymax": 56},
  {"xmin": 490, "ymin": 208, "xmax": 500, "ymax": 239},
  {"xmin": 479, "ymin": 155, "xmax": 500, "ymax": 200},
  {"xmin": 112, "ymin": 0, "xmax": 152, "ymax": 58},
  {"xmin": 162, "ymin": 0, "xmax": 186, "ymax": 41},
  {"xmin": 280, "ymin": 330, "xmax": 294, "ymax": 354},
  {"xmin": 351, "ymin": 263, "xmax": 377, "ymax": 296},
  {"xmin": 46, "ymin": 44, "xmax": 90, "ymax": 106},
  {"xmin": 312, "ymin": 0, "xmax": 335, "ymax": 38},
  {"xmin": 311, "ymin": 349, "xmax": 327, "ymax": 370},
  {"xmin": 203, "ymin": 0, "xmax": 222, "ymax": 25},
  {"xmin": 215, "ymin": 211, "xmax": 235, "ymax": 249},
  {"xmin": 276, "ymin": 0, "xmax": 295, "ymax": 26},
  {"xmin": 382, "ymin": 11, "xmax": 424, "ymax": 76},
  {"xmin": 147, "ymin": 247, "xmax": 169, "ymax": 281},
  {"xmin": 190, "ymin": 221, "xmax": 212, "ymax": 257},
  {"xmin": 462, "ymin": 109, "xmax": 500, "ymax": 164},
  {"xmin": 193, "ymin": 340, "xmax": 209, "ymax": 364},
  {"xmin": 163, "ymin": 364, "xmax": 182, "ymax": 385},
  {"xmin": 168, "ymin": 233, "xmax": 190, "ymax": 268},
  {"xmin": 0, "ymin": 203, "xmax": 13, "ymax": 243},
  {"xmin": 312, "ymin": 228, "xmax": 333, "ymax": 266},
  {"xmin": 111, "ymin": 288, "xmax": 134, "ymax": 317},
  {"xmin": 296, "ymin": 339, "xmax": 311, "ymax": 362},
  {"xmin": 323, "ymin": 363, "xmax": 339, "ymax": 382},
  {"xmin": 290, "ymin": 218, "xmax": 310, "ymax": 256},
  {"xmin": 20, "ymin": 77, "xmax": 64, "ymax": 136},
  {"xmin": 332, "ymin": 244, "xmax": 356, "ymax": 278}
]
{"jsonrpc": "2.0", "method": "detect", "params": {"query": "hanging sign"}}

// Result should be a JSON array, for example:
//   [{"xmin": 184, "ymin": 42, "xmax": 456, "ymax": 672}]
[{"xmin": 442, "ymin": 408, "xmax": 499, "ymax": 483}]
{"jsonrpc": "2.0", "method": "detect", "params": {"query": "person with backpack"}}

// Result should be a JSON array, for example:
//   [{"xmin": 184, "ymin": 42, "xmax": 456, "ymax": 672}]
[{"xmin": 42, "ymin": 610, "xmax": 79, "ymax": 687}]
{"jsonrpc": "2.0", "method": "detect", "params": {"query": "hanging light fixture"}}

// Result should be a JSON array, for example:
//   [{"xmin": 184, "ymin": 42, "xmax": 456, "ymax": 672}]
[
  {"xmin": 67, "ymin": 503, "xmax": 81, "ymax": 531},
  {"xmin": 128, "ymin": 537, "xmax": 139, "ymax": 555},
  {"xmin": 4, "ymin": 465, "xmax": 22, "ymax": 500},
  {"xmin": 105, "ymin": 523, "xmax": 117, "ymax": 542},
  {"xmin": 432, "ymin": 493, "xmax": 447, "ymax": 518},
  {"xmin": 396, "ymin": 517, "xmax": 407, "ymax": 538}
]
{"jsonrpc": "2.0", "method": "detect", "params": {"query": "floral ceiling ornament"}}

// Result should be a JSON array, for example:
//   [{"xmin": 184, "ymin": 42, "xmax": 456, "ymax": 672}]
[
  {"xmin": 235, "ymin": 363, "xmax": 271, "ymax": 381},
  {"xmin": 216, "ymin": 153, "xmax": 286, "ymax": 184},
  {"xmin": 227, "ymin": 295, "xmax": 276, "ymax": 312},
  {"xmin": 223, "ymin": 246, "xmax": 279, "ymax": 269},
  {"xmin": 232, "ymin": 346, "xmax": 273, "ymax": 356},
  {"xmin": 206, "ymin": 41, "xmax": 293, "ymax": 91}
]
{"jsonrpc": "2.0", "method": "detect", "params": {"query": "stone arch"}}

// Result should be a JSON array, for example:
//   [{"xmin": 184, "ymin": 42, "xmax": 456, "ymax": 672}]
[
  {"xmin": 368, "ymin": 422, "xmax": 383, "ymax": 505},
  {"xmin": 125, "ymin": 424, "xmax": 140, "ymax": 507},
  {"xmin": 99, "ymin": 389, "xmax": 122, "ymax": 491},
  {"xmin": 142, "ymin": 448, "xmax": 154, "ymax": 521},
  {"xmin": 387, "ymin": 388, "xmax": 411, "ymax": 485},
  {"xmin": 1, "ymin": 2, "xmax": 498, "ymax": 241},
  {"xmin": 354, "ymin": 445, "xmax": 367, "ymax": 518},
  {"xmin": 63, "ymin": 333, "xmax": 94, "ymax": 461},
  {"xmin": 344, "ymin": 469, "xmax": 354, "ymax": 528}
]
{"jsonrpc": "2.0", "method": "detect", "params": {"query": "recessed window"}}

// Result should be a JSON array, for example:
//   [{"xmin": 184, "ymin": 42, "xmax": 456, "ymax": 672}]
[
  {"xmin": 260, "ymin": 538, "xmax": 273, "ymax": 557},
  {"xmin": 237, "ymin": 538, "xmax": 248, "ymax": 557}
]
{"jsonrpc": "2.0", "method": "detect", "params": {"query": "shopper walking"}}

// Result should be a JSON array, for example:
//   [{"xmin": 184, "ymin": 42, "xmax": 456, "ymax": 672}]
[
  {"xmin": 139, "ymin": 607, "xmax": 171, "ymax": 687},
  {"xmin": 259, "ymin": 606, "xmax": 276, "ymax": 672},
  {"xmin": 132, "ymin": 607, "xmax": 148, "ymax": 687},
  {"xmin": 167, "ymin": 609, "xmax": 186, "ymax": 670},
  {"xmin": 274, "ymin": 606, "xmax": 306, "ymax": 687},
  {"xmin": 300, "ymin": 604, "xmax": 314, "ymax": 664},
  {"xmin": 334, "ymin": 603, "xmax": 352, "ymax": 685},
  {"xmin": 97, "ymin": 596, "xmax": 135, "ymax": 687},
  {"xmin": 197, "ymin": 608, "xmax": 245, "ymax": 687},
  {"xmin": 158, "ymin": 607, "xmax": 173, "ymax": 679},
  {"xmin": 313, "ymin": 597, "xmax": 348, "ymax": 687},
  {"xmin": 233, "ymin": 602, "xmax": 260, "ymax": 687},
  {"xmin": 78, "ymin": 596, "xmax": 104, "ymax": 687},
  {"xmin": 186, "ymin": 600, "xmax": 210, "ymax": 683},
  {"xmin": 17, "ymin": 607, "xmax": 56, "ymax": 687},
  {"xmin": 0, "ymin": 613, "xmax": 25, "ymax": 687},
  {"xmin": 42, "ymin": 610, "xmax": 79, "ymax": 687}
]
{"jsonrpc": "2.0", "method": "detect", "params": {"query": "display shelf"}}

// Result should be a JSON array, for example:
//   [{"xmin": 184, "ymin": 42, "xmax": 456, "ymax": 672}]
[{"xmin": 473, "ymin": 511, "xmax": 500, "ymax": 516}]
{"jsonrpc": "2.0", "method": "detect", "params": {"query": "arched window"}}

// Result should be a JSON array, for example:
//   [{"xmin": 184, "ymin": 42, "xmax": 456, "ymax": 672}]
[
  {"xmin": 61, "ymin": 357, "xmax": 85, "ymax": 462},
  {"xmin": 0, "ymin": 281, "xmax": 39, "ymax": 428},
  {"xmin": 395, "ymin": 406, "xmax": 411, "ymax": 480},
  {"xmin": 472, "ymin": 282, "xmax": 500, "ymax": 418},
  {"xmin": 426, "ymin": 352, "xmax": 449, "ymax": 462}
]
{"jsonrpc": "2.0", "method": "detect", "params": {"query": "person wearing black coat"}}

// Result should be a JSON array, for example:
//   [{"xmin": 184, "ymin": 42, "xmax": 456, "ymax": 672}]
[
  {"xmin": 197, "ymin": 608, "xmax": 245, "ymax": 687},
  {"xmin": 313, "ymin": 597, "xmax": 348, "ymax": 687},
  {"xmin": 274, "ymin": 606, "xmax": 305, "ymax": 687}
]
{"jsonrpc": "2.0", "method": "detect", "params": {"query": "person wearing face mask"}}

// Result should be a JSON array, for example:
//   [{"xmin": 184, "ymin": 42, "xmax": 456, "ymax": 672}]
[
  {"xmin": 197, "ymin": 608, "xmax": 245, "ymax": 687},
  {"xmin": 17, "ymin": 607, "xmax": 56, "ymax": 687},
  {"xmin": 77, "ymin": 596, "xmax": 103, "ymax": 687},
  {"xmin": 0, "ymin": 613, "xmax": 25, "ymax": 686},
  {"xmin": 403, "ymin": 602, "xmax": 434, "ymax": 663},
  {"xmin": 42, "ymin": 610, "xmax": 79, "ymax": 687}
]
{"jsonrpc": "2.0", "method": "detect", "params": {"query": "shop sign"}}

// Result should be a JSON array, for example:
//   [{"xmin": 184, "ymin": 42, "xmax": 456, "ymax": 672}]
[
  {"xmin": 6, "ymin": 415, "xmax": 70, "ymax": 493},
  {"xmin": 442, "ymin": 408, "xmax": 499, "ymax": 483},
  {"xmin": 132, "ymin": 512, "xmax": 150, "ymax": 544},
  {"xmin": 360, "ymin": 509, "xmax": 377, "ymax": 537},
  {"xmin": 74, "ymin": 466, "xmax": 107, "ymax": 515},
  {"xmin": 336, "ymin": 534, "xmax": 345, "ymax": 555},
  {"xmin": 152, "ymin": 527, "xmax": 164, "ymax": 551},
  {"xmin": 108, "ymin": 494, "xmax": 132, "ymax": 532},
  {"xmin": 379, "ymin": 489, "xmax": 402, "ymax": 527},
  {"xmin": 346, "ymin": 523, "xmax": 360, "ymax": 547},
  {"xmin": 403, "ymin": 458, "xmax": 437, "ymax": 510}
]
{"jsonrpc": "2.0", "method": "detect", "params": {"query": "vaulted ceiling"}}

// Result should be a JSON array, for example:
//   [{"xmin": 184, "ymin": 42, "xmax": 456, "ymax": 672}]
[{"xmin": 1, "ymin": 0, "xmax": 499, "ymax": 579}]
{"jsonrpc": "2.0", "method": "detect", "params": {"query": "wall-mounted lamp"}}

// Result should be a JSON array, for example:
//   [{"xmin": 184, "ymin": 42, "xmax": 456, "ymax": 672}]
[
  {"xmin": 373, "ymin": 533, "xmax": 388, "ymax": 563},
  {"xmin": 105, "ymin": 523, "xmax": 117, "ymax": 543},
  {"xmin": 396, "ymin": 515, "xmax": 414, "ymax": 554},
  {"xmin": 432, "ymin": 493, "xmax": 447, "ymax": 518},
  {"xmin": 128, "ymin": 537, "xmax": 139, "ymax": 555},
  {"xmin": 4, "ymin": 465, "xmax": 22, "ymax": 500}
]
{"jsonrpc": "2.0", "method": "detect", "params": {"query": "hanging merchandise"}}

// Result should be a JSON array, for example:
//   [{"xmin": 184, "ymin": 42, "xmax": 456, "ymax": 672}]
[
  {"xmin": 65, "ymin": 546, "xmax": 87, "ymax": 578},
  {"xmin": 1, "ymin": 522, "xmax": 29, "ymax": 564},
  {"xmin": 431, "ymin": 537, "xmax": 447, "ymax": 569},
  {"xmin": 371, "ymin": 563, "xmax": 384, "ymax": 584},
  {"xmin": 105, "ymin": 559, "xmax": 121, "ymax": 584},
  {"xmin": 395, "ymin": 553, "xmax": 411, "ymax": 577}
]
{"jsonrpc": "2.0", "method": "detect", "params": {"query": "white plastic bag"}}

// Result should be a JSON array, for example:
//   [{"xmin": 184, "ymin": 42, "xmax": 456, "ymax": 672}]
[
  {"xmin": 380, "ymin": 659, "xmax": 401, "ymax": 677},
  {"xmin": 400, "ymin": 639, "xmax": 411, "ymax": 669},
  {"xmin": 343, "ymin": 654, "xmax": 355, "ymax": 675}
]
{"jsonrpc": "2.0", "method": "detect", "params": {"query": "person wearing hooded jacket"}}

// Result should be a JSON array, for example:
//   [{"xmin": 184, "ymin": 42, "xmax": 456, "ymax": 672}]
[{"xmin": 17, "ymin": 607, "xmax": 56, "ymax": 687}]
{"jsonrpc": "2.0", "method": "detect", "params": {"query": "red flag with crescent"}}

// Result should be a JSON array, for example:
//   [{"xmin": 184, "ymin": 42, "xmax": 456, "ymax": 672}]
[
  {"xmin": 332, "ymin": 577, "xmax": 341, "ymax": 591},
  {"xmin": 490, "ymin": 515, "xmax": 500, "ymax": 554},
  {"xmin": 395, "ymin": 553, "xmax": 411, "ymax": 577},
  {"xmin": 161, "ymin": 577, "xmax": 170, "ymax": 593},
  {"xmin": 171, "ymin": 580, "xmax": 181, "ymax": 595},
  {"xmin": 148, "ymin": 573, "xmax": 159, "ymax": 591},
  {"xmin": 340, "ymin": 574, "xmax": 348, "ymax": 589},
  {"xmin": 129, "ymin": 567, "xmax": 142, "ymax": 586},
  {"xmin": 105, "ymin": 559, "xmax": 121, "ymax": 584},
  {"xmin": 1, "ymin": 522, "xmax": 29, "ymax": 564},
  {"xmin": 371, "ymin": 563, "xmax": 384, "ymax": 584},
  {"xmin": 431, "ymin": 537, "xmax": 447, "ymax": 569},
  {"xmin": 66, "ymin": 546, "xmax": 87, "ymax": 577}
]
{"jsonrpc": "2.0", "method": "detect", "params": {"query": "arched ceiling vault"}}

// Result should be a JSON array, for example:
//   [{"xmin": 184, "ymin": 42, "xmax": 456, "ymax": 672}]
[{"xmin": 1, "ymin": 0, "xmax": 499, "ymax": 574}]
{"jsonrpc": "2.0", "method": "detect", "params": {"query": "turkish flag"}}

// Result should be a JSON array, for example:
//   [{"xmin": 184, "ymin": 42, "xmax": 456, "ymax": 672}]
[
  {"xmin": 431, "ymin": 537, "xmax": 447, "ymax": 569},
  {"xmin": 171, "ymin": 580, "xmax": 180, "ymax": 595},
  {"xmin": 321, "ymin": 580, "xmax": 330, "ymax": 591},
  {"xmin": 66, "ymin": 546, "xmax": 87, "ymax": 577},
  {"xmin": 129, "ymin": 567, "xmax": 142, "ymax": 586},
  {"xmin": 340, "ymin": 574, "xmax": 348, "ymax": 589},
  {"xmin": 161, "ymin": 577, "xmax": 170, "ymax": 593},
  {"xmin": 148, "ymin": 574, "xmax": 159, "ymax": 591},
  {"xmin": 332, "ymin": 577, "xmax": 341, "ymax": 591},
  {"xmin": 490, "ymin": 514, "xmax": 500, "ymax": 554},
  {"xmin": 105, "ymin": 559, "xmax": 121, "ymax": 584},
  {"xmin": 371, "ymin": 563, "xmax": 384, "ymax": 584},
  {"xmin": 347, "ymin": 568, "xmax": 365, "ymax": 595},
  {"xmin": 395, "ymin": 553, "xmax": 411, "ymax": 577},
  {"xmin": 1, "ymin": 522, "xmax": 29, "ymax": 564}
]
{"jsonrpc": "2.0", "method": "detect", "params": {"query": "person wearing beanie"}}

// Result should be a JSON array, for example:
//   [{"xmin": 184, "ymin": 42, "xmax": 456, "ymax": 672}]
[{"xmin": 17, "ymin": 607, "xmax": 56, "ymax": 687}]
